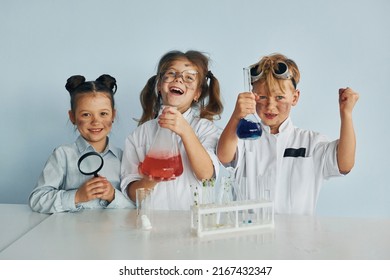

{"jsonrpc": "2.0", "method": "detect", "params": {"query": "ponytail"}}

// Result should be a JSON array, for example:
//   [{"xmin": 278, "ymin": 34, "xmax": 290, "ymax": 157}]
[
  {"xmin": 138, "ymin": 75, "xmax": 160, "ymax": 125},
  {"xmin": 198, "ymin": 71, "xmax": 223, "ymax": 120}
]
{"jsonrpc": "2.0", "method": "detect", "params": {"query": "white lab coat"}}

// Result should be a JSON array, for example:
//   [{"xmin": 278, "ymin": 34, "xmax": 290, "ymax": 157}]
[
  {"xmin": 121, "ymin": 108, "xmax": 221, "ymax": 210},
  {"xmin": 225, "ymin": 117, "xmax": 342, "ymax": 215}
]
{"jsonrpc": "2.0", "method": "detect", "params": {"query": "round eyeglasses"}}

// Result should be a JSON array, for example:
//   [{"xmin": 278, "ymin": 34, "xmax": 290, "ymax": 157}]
[
  {"xmin": 161, "ymin": 70, "xmax": 198, "ymax": 84},
  {"xmin": 249, "ymin": 61, "xmax": 296, "ymax": 88}
]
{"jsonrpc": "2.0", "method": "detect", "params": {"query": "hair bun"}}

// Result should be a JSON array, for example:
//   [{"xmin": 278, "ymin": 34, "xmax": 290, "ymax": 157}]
[
  {"xmin": 96, "ymin": 74, "xmax": 117, "ymax": 94},
  {"xmin": 65, "ymin": 75, "xmax": 86, "ymax": 94}
]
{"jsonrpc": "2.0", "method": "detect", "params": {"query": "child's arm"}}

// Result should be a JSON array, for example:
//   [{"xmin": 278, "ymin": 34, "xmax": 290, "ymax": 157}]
[
  {"xmin": 159, "ymin": 106, "xmax": 214, "ymax": 180},
  {"xmin": 337, "ymin": 87, "xmax": 359, "ymax": 174},
  {"xmin": 126, "ymin": 178, "xmax": 157, "ymax": 203},
  {"xmin": 217, "ymin": 92, "xmax": 257, "ymax": 164},
  {"xmin": 181, "ymin": 125, "xmax": 214, "ymax": 180},
  {"xmin": 217, "ymin": 114, "xmax": 240, "ymax": 164},
  {"xmin": 29, "ymin": 148, "xmax": 79, "ymax": 213}
]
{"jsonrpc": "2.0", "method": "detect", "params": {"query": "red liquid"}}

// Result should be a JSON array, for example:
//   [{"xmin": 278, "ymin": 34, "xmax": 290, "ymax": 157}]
[{"xmin": 139, "ymin": 154, "xmax": 183, "ymax": 181}]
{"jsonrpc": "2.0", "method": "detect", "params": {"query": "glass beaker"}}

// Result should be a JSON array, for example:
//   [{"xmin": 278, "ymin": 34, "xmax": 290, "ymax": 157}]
[
  {"xmin": 139, "ymin": 106, "xmax": 184, "ymax": 181},
  {"xmin": 236, "ymin": 67, "xmax": 262, "ymax": 140},
  {"xmin": 136, "ymin": 188, "xmax": 153, "ymax": 230}
]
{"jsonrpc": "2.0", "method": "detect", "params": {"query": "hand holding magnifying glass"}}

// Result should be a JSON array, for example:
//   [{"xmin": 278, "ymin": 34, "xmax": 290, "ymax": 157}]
[{"xmin": 76, "ymin": 152, "xmax": 115, "ymax": 203}]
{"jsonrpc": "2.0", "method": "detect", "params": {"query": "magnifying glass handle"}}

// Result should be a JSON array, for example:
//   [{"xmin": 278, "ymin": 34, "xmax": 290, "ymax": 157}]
[{"xmin": 94, "ymin": 173, "xmax": 99, "ymax": 178}]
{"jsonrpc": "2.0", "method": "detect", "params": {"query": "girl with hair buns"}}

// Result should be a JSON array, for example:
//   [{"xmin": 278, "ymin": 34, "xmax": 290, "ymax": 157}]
[
  {"xmin": 121, "ymin": 50, "xmax": 223, "ymax": 210},
  {"xmin": 29, "ymin": 74, "xmax": 133, "ymax": 213}
]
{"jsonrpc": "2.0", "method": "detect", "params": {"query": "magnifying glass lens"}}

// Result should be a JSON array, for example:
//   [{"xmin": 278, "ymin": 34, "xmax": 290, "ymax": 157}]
[{"xmin": 78, "ymin": 152, "xmax": 104, "ymax": 177}]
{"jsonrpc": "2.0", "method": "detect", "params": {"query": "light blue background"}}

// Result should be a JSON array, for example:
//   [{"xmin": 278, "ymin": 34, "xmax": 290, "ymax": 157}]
[{"xmin": 1, "ymin": 0, "xmax": 389, "ymax": 217}]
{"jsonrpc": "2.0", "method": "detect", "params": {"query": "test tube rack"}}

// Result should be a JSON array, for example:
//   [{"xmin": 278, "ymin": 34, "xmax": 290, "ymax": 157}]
[{"xmin": 190, "ymin": 199, "xmax": 274, "ymax": 237}]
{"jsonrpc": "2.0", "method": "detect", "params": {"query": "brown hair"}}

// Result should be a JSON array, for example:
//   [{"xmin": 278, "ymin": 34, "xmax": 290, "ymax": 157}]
[
  {"xmin": 138, "ymin": 50, "xmax": 223, "ymax": 125},
  {"xmin": 65, "ymin": 74, "xmax": 117, "ymax": 112}
]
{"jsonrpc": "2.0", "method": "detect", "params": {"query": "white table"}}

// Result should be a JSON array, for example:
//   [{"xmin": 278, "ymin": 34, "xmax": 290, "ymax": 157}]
[
  {"xmin": 0, "ymin": 208, "xmax": 389, "ymax": 260},
  {"xmin": 0, "ymin": 204, "xmax": 49, "ymax": 252}
]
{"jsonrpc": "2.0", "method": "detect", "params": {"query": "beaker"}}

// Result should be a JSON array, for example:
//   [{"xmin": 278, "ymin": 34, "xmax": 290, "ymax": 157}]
[
  {"xmin": 136, "ymin": 188, "xmax": 153, "ymax": 230},
  {"xmin": 236, "ymin": 67, "xmax": 262, "ymax": 140},
  {"xmin": 139, "ymin": 106, "xmax": 183, "ymax": 181}
]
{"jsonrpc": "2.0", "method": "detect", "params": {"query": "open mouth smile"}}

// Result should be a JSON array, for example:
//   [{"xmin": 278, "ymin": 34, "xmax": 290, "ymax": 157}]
[
  {"xmin": 89, "ymin": 128, "xmax": 103, "ymax": 134},
  {"xmin": 169, "ymin": 86, "xmax": 184, "ymax": 95}
]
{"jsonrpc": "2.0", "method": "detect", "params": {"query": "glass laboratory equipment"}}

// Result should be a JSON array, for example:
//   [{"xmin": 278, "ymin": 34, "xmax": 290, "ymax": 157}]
[
  {"xmin": 139, "ymin": 107, "xmax": 183, "ymax": 181},
  {"xmin": 236, "ymin": 67, "xmax": 262, "ymax": 140},
  {"xmin": 136, "ymin": 187, "xmax": 153, "ymax": 230}
]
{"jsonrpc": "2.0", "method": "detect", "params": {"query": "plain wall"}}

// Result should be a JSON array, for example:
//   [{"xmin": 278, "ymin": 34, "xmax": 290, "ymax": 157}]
[{"xmin": 1, "ymin": 0, "xmax": 389, "ymax": 217}]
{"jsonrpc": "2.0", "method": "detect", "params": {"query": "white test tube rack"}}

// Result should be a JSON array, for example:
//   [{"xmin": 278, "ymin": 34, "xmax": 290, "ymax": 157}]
[{"xmin": 190, "ymin": 199, "xmax": 274, "ymax": 237}]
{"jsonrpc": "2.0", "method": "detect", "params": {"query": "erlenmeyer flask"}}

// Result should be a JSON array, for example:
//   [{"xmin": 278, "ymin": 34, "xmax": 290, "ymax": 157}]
[
  {"xmin": 236, "ymin": 67, "xmax": 262, "ymax": 140},
  {"xmin": 139, "ymin": 107, "xmax": 184, "ymax": 181}
]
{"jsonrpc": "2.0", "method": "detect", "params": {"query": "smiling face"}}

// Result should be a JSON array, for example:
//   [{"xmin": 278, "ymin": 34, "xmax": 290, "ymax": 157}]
[
  {"xmin": 69, "ymin": 92, "xmax": 115, "ymax": 152},
  {"xmin": 157, "ymin": 58, "xmax": 201, "ymax": 113},
  {"xmin": 253, "ymin": 80, "xmax": 300, "ymax": 134}
]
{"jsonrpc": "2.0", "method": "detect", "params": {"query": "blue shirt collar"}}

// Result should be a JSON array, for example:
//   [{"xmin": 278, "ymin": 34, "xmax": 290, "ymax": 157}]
[{"xmin": 75, "ymin": 135, "xmax": 120, "ymax": 158}]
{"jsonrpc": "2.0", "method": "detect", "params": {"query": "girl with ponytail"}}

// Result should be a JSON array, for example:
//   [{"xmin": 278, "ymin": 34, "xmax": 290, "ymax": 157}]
[{"xmin": 121, "ymin": 50, "xmax": 224, "ymax": 210}]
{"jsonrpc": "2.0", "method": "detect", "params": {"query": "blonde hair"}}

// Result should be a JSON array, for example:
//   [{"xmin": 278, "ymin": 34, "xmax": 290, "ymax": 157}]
[{"xmin": 252, "ymin": 53, "xmax": 300, "ymax": 94}]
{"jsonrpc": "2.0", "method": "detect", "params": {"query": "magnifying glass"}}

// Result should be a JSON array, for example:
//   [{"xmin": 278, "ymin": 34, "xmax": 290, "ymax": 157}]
[{"xmin": 77, "ymin": 152, "xmax": 104, "ymax": 177}]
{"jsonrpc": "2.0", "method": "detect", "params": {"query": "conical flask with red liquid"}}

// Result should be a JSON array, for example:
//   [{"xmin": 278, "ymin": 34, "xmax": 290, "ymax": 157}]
[{"xmin": 139, "ymin": 107, "xmax": 184, "ymax": 181}]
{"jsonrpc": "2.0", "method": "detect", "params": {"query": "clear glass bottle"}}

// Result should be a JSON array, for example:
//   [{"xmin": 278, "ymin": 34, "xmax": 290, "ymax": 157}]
[
  {"xmin": 139, "ymin": 106, "xmax": 184, "ymax": 181},
  {"xmin": 236, "ymin": 67, "xmax": 262, "ymax": 140}
]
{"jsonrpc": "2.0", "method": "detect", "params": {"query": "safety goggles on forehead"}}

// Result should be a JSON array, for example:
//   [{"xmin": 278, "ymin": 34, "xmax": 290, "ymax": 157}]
[
  {"xmin": 160, "ymin": 69, "xmax": 198, "ymax": 84},
  {"xmin": 249, "ymin": 61, "xmax": 297, "ymax": 89}
]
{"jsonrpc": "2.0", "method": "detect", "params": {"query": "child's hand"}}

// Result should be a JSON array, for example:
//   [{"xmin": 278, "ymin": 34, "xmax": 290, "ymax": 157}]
[
  {"xmin": 158, "ymin": 106, "xmax": 190, "ymax": 137},
  {"xmin": 75, "ymin": 176, "xmax": 114, "ymax": 204},
  {"xmin": 138, "ymin": 164, "xmax": 163, "ymax": 183},
  {"xmin": 233, "ymin": 92, "xmax": 258, "ymax": 121},
  {"xmin": 339, "ymin": 87, "xmax": 359, "ymax": 116},
  {"xmin": 98, "ymin": 178, "xmax": 115, "ymax": 203}
]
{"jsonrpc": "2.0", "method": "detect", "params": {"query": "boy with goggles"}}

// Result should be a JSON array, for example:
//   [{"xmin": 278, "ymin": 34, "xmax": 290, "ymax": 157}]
[{"xmin": 217, "ymin": 53, "xmax": 359, "ymax": 215}]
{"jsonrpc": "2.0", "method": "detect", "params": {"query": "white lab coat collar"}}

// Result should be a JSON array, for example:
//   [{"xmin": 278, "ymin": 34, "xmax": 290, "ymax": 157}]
[
  {"xmin": 261, "ymin": 117, "xmax": 294, "ymax": 136},
  {"xmin": 182, "ymin": 107, "xmax": 193, "ymax": 120}
]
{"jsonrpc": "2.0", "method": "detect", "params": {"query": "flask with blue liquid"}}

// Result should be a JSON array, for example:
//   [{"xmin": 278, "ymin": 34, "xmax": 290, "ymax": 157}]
[{"xmin": 236, "ymin": 67, "xmax": 262, "ymax": 140}]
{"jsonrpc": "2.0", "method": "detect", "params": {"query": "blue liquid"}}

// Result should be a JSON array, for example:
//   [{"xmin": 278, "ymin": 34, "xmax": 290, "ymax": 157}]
[{"xmin": 236, "ymin": 119, "xmax": 262, "ymax": 139}]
